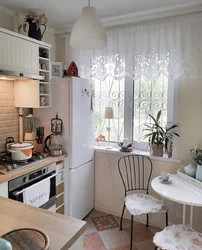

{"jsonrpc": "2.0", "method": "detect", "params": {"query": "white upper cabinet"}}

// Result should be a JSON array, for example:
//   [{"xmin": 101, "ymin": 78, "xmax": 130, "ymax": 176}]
[
  {"xmin": 0, "ymin": 28, "xmax": 51, "ymax": 75},
  {"xmin": 0, "ymin": 32, "xmax": 38, "ymax": 74}
]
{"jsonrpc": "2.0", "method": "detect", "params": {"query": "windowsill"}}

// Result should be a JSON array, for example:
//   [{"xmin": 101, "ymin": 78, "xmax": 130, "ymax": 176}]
[{"xmin": 95, "ymin": 146, "xmax": 181, "ymax": 164}]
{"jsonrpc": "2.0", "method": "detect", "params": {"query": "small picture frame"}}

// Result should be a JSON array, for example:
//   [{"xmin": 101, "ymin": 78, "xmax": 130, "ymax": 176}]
[{"xmin": 51, "ymin": 62, "xmax": 63, "ymax": 78}]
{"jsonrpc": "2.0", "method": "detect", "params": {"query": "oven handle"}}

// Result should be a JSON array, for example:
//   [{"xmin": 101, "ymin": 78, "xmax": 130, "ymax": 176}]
[{"xmin": 12, "ymin": 173, "xmax": 57, "ymax": 196}]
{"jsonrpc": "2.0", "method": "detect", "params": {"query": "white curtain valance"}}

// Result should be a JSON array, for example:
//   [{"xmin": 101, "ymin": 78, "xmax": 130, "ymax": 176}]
[{"xmin": 65, "ymin": 12, "xmax": 202, "ymax": 80}]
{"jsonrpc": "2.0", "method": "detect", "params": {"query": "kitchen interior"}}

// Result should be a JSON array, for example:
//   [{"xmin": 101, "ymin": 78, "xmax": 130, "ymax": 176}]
[{"xmin": 0, "ymin": 1, "xmax": 202, "ymax": 250}]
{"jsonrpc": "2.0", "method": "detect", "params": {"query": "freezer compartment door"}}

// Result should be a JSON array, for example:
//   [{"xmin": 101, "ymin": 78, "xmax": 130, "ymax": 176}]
[
  {"xmin": 70, "ymin": 77, "xmax": 94, "ymax": 168},
  {"xmin": 68, "ymin": 160, "xmax": 94, "ymax": 219}
]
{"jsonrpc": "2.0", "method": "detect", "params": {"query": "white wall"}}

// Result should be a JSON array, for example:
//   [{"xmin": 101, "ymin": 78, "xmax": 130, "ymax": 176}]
[{"xmin": 0, "ymin": 9, "xmax": 14, "ymax": 31}]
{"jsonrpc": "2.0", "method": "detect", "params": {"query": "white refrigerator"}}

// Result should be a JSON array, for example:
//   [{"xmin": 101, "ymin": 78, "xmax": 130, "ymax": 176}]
[{"xmin": 34, "ymin": 77, "xmax": 94, "ymax": 219}]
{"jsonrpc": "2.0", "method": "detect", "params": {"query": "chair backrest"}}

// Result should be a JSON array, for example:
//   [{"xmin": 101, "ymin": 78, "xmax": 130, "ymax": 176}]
[{"xmin": 118, "ymin": 154, "xmax": 153, "ymax": 195}]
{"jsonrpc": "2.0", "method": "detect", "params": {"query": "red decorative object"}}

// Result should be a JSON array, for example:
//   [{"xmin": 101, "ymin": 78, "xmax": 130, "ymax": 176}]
[{"xmin": 67, "ymin": 61, "xmax": 78, "ymax": 77}]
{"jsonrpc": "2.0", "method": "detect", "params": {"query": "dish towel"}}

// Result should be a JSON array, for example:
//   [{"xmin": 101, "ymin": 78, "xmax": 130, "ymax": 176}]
[{"xmin": 23, "ymin": 178, "xmax": 50, "ymax": 207}]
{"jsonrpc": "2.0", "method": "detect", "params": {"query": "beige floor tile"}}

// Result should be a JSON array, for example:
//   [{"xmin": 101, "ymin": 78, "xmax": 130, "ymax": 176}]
[
  {"xmin": 99, "ymin": 228, "xmax": 130, "ymax": 249},
  {"xmin": 83, "ymin": 217, "xmax": 98, "ymax": 235},
  {"xmin": 135, "ymin": 239, "xmax": 156, "ymax": 250},
  {"xmin": 125, "ymin": 223, "xmax": 154, "ymax": 243},
  {"xmin": 108, "ymin": 245, "xmax": 138, "ymax": 250},
  {"xmin": 115, "ymin": 216, "xmax": 140, "ymax": 229},
  {"xmin": 89, "ymin": 210, "xmax": 107, "ymax": 218},
  {"xmin": 149, "ymin": 226, "xmax": 161, "ymax": 235},
  {"xmin": 83, "ymin": 232, "xmax": 106, "ymax": 250}
]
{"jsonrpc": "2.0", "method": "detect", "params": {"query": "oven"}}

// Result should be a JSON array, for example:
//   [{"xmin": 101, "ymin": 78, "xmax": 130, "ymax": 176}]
[{"xmin": 8, "ymin": 163, "xmax": 56, "ymax": 210}]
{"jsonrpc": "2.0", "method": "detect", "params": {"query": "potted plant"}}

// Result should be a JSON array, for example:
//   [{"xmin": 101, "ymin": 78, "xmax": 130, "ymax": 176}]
[
  {"xmin": 143, "ymin": 110, "xmax": 180, "ymax": 157},
  {"xmin": 190, "ymin": 147, "xmax": 202, "ymax": 181},
  {"xmin": 18, "ymin": 12, "xmax": 48, "ymax": 41}
]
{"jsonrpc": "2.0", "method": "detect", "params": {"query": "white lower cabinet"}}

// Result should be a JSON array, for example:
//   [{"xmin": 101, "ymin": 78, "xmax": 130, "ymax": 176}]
[{"xmin": 0, "ymin": 182, "xmax": 8, "ymax": 198}]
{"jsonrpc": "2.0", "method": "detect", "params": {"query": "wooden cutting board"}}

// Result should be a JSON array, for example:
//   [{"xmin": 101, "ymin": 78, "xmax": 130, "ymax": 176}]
[{"xmin": 1, "ymin": 228, "xmax": 50, "ymax": 250}]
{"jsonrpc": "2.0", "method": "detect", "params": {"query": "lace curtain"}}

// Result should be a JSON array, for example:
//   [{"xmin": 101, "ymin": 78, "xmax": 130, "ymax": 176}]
[
  {"xmin": 65, "ymin": 12, "xmax": 202, "ymax": 142},
  {"xmin": 65, "ymin": 12, "xmax": 202, "ymax": 80}
]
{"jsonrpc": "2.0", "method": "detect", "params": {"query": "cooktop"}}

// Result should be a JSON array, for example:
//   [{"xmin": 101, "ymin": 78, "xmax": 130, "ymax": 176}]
[{"xmin": 0, "ymin": 152, "xmax": 50, "ymax": 175}]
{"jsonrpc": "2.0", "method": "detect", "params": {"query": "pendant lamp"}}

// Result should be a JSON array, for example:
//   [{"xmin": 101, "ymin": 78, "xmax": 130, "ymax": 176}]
[{"xmin": 70, "ymin": 0, "xmax": 107, "ymax": 50}]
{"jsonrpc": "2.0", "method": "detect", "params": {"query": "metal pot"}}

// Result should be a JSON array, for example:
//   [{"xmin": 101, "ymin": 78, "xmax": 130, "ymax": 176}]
[{"xmin": 9, "ymin": 142, "xmax": 34, "ymax": 161}]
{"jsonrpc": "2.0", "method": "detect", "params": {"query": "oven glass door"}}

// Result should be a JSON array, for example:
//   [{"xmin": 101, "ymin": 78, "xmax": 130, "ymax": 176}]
[{"xmin": 9, "ymin": 172, "xmax": 56, "ymax": 209}]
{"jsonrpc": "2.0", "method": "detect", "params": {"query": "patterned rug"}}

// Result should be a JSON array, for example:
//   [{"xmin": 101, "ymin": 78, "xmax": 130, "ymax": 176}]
[{"xmin": 92, "ymin": 214, "xmax": 119, "ymax": 231}]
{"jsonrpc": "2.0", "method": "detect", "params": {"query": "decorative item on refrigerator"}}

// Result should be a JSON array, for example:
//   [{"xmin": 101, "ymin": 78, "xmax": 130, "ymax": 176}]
[{"xmin": 23, "ymin": 178, "xmax": 50, "ymax": 207}]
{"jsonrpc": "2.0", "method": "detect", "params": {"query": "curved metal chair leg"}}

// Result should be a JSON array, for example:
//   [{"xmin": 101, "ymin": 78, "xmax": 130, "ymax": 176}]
[
  {"xmin": 120, "ymin": 203, "xmax": 126, "ymax": 231},
  {"xmin": 166, "ymin": 211, "xmax": 168, "ymax": 226},
  {"xmin": 130, "ymin": 215, "xmax": 134, "ymax": 250},
  {"xmin": 146, "ymin": 213, "xmax": 149, "ymax": 227}
]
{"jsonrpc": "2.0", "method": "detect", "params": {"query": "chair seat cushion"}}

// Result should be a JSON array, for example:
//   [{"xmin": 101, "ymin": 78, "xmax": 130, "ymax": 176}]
[
  {"xmin": 153, "ymin": 224, "xmax": 202, "ymax": 250},
  {"xmin": 125, "ymin": 193, "xmax": 166, "ymax": 216}
]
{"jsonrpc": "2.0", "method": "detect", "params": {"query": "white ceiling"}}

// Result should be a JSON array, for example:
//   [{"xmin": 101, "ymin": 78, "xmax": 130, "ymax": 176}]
[{"xmin": 0, "ymin": 0, "xmax": 202, "ymax": 30}]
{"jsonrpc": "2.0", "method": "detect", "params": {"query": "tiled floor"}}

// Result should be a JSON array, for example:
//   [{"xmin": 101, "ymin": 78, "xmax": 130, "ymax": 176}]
[{"xmin": 83, "ymin": 210, "xmax": 159, "ymax": 250}]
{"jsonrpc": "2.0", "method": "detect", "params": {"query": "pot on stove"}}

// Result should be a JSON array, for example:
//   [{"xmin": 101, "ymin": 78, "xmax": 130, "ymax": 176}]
[{"xmin": 9, "ymin": 142, "xmax": 34, "ymax": 161}]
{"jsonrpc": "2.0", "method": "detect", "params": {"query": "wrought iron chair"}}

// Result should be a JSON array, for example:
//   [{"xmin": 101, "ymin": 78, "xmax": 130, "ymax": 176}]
[{"xmin": 118, "ymin": 154, "xmax": 168, "ymax": 250}]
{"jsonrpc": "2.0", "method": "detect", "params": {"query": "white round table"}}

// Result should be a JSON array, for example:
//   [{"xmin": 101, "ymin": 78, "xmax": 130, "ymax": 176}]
[{"xmin": 151, "ymin": 175, "xmax": 202, "ymax": 227}]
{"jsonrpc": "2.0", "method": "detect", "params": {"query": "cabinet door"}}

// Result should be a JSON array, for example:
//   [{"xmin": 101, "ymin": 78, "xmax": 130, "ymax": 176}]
[
  {"xmin": 0, "ymin": 182, "xmax": 8, "ymax": 198},
  {"xmin": 0, "ymin": 32, "xmax": 38, "ymax": 74}
]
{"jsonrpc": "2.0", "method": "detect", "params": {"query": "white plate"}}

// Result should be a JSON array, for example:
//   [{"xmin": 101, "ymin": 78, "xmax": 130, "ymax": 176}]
[{"xmin": 158, "ymin": 176, "xmax": 172, "ymax": 184}]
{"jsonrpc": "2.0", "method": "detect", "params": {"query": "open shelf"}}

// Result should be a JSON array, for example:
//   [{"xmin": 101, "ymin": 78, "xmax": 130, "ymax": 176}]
[
  {"xmin": 39, "ymin": 69, "xmax": 49, "ymax": 73},
  {"xmin": 39, "ymin": 81, "xmax": 49, "ymax": 84},
  {"xmin": 39, "ymin": 56, "xmax": 49, "ymax": 61}
]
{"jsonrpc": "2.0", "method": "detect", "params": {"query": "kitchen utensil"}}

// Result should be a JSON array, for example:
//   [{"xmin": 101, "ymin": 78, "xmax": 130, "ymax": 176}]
[
  {"xmin": 51, "ymin": 113, "xmax": 63, "ymax": 134},
  {"xmin": 40, "ymin": 85, "xmax": 46, "ymax": 94},
  {"xmin": 158, "ymin": 176, "xmax": 172, "ymax": 184},
  {"xmin": 184, "ymin": 164, "xmax": 197, "ymax": 177},
  {"xmin": 41, "ymin": 62, "xmax": 47, "ymax": 70},
  {"xmin": 45, "ymin": 134, "xmax": 63, "ymax": 156},
  {"xmin": 5, "ymin": 137, "xmax": 15, "ymax": 152},
  {"xmin": 160, "ymin": 172, "xmax": 170, "ymax": 182},
  {"xmin": 36, "ymin": 127, "xmax": 44, "ymax": 144},
  {"xmin": 40, "ymin": 97, "xmax": 47, "ymax": 106},
  {"xmin": 9, "ymin": 142, "xmax": 34, "ymax": 161},
  {"xmin": 2, "ymin": 228, "xmax": 50, "ymax": 250}
]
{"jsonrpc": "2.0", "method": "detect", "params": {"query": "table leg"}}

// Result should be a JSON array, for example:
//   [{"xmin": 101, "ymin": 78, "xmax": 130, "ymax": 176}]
[
  {"xmin": 183, "ymin": 205, "xmax": 186, "ymax": 224},
  {"xmin": 190, "ymin": 206, "xmax": 193, "ymax": 227}
]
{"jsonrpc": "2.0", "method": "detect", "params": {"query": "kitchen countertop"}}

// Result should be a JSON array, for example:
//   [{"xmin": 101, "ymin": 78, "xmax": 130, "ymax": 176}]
[
  {"xmin": 0, "ymin": 154, "xmax": 68, "ymax": 184},
  {"xmin": 0, "ymin": 196, "xmax": 86, "ymax": 250}
]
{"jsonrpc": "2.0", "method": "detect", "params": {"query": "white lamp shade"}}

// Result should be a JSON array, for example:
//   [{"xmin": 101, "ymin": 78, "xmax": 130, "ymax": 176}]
[
  {"xmin": 70, "ymin": 6, "xmax": 107, "ymax": 50},
  {"xmin": 104, "ymin": 107, "xmax": 114, "ymax": 119}
]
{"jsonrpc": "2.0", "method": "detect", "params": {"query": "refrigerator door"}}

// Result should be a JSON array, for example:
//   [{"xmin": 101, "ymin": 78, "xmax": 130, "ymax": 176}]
[
  {"xmin": 69, "ymin": 160, "xmax": 94, "ymax": 219},
  {"xmin": 69, "ymin": 77, "xmax": 94, "ymax": 168}
]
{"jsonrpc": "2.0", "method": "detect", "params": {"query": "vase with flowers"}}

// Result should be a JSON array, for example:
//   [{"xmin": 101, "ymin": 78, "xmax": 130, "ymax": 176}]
[
  {"xmin": 18, "ymin": 11, "xmax": 48, "ymax": 41},
  {"xmin": 190, "ymin": 147, "xmax": 202, "ymax": 181}
]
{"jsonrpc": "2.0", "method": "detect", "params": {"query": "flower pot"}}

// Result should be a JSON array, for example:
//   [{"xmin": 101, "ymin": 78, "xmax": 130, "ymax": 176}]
[
  {"xmin": 196, "ymin": 164, "xmax": 202, "ymax": 182},
  {"xmin": 150, "ymin": 143, "xmax": 164, "ymax": 157},
  {"xmin": 27, "ymin": 20, "xmax": 46, "ymax": 41}
]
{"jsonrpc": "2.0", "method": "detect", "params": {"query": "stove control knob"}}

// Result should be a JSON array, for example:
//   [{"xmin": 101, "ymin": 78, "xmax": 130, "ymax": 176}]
[
  {"xmin": 43, "ymin": 169, "xmax": 47, "ymax": 174},
  {"xmin": 38, "ymin": 155, "xmax": 43, "ymax": 160},
  {"xmin": 12, "ymin": 164, "xmax": 17, "ymax": 169},
  {"xmin": 23, "ymin": 177, "xmax": 28, "ymax": 183},
  {"xmin": 7, "ymin": 165, "xmax": 12, "ymax": 171}
]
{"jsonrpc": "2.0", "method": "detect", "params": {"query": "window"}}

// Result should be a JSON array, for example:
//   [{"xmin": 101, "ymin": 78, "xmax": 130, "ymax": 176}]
[{"xmin": 93, "ymin": 52, "xmax": 175, "ymax": 146}]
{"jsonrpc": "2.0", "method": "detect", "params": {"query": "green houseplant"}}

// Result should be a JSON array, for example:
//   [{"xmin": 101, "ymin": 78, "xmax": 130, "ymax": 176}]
[
  {"xmin": 143, "ymin": 110, "xmax": 180, "ymax": 157},
  {"xmin": 18, "ymin": 11, "xmax": 48, "ymax": 41}
]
